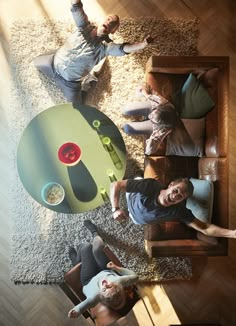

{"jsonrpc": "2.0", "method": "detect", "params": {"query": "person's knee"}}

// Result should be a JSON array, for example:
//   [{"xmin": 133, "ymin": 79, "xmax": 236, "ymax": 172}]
[
  {"xmin": 81, "ymin": 242, "xmax": 92, "ymax": 255},
  {"xmin": 33, "ymin": 56, "xmax": 42, "ymax": 69},
  {"xmin": 33, "ymin": 54, "xmax": 55, "ymax": 78},
  {"xmin": 92, "ymin": 236, "xmax": 105, "ymax": 253}
]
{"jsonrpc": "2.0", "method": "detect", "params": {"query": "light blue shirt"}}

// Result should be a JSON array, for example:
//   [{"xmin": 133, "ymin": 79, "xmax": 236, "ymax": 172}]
[
  {"xmin": 54, "ymin": 4, "xmax": 126, "ymax": 81},
  {"xmin": 73, "ymin": 267, "xmax": 138, "ymax": 315}
]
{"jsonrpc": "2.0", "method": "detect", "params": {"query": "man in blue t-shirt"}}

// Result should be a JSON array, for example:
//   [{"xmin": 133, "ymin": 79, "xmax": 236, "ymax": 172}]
[{"xmin": 110, "ymin": 178, "xmax": 236, "ymax": 239}]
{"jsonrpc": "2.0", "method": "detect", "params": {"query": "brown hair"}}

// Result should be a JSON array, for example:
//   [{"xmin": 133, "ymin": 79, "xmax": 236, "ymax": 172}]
[
  {"xmin": 107, "ymin": 14, "xmax": 120, "ymax": 31},
  {"xmin": 171, "ymin": 178, "xmax": 194, "ymax": 197}
]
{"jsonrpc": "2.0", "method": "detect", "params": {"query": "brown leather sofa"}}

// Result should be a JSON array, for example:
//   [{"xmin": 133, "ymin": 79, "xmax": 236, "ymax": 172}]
[{"xmin": 143, "ymin": 56, "xmax": 229, "ymax": 257}]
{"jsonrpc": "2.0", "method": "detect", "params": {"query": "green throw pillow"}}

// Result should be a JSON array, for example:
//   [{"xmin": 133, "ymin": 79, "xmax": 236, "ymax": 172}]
[
  {"xmin": 186, "ymin": 178, "xmax": 214, "ymax": 223},
  {"xmin": 180, "ymin": 73, "xmax": 215, "ymax": 118}
]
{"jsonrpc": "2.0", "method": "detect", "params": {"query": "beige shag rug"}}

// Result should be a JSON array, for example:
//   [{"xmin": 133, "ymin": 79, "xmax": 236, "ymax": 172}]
[{"xmin": 8, "ymin": 16, "xmax": 199, "ymax": 283}]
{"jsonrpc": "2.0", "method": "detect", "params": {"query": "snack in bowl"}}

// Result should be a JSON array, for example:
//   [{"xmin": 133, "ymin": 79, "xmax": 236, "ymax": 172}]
[
  {"xmin": 41, "ymin": 182, "xmax": 65, "ymax": 206},
  {"xmin": 58, "ymin": 142, "xmax": 82, "ymax": 166}
]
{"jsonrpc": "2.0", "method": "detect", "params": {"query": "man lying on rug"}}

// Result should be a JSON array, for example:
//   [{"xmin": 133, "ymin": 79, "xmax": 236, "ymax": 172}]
[
  {"xmin": 122, "ymin": 82, "xmax": 179, "ymax": 155},
  {"xmin": 34, "ymin": 0, "xmax": 153, "ymax": 103},
  {"xmin": 67, "ymin": 220, "xmax": 138, "ymax": 319},
  {"xmin": 110, "ymin": 177, "xmax": 236, "ymax": 240}
]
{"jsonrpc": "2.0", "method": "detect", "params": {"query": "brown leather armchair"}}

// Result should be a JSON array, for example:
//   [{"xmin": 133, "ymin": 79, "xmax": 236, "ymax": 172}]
[
  {"xmin": 60, "ymin": 246, "xmax": 141, "ymax": 325},
  {"xmin": 143, "ymin": 56, "xmax": 229, "ymax": 257}
]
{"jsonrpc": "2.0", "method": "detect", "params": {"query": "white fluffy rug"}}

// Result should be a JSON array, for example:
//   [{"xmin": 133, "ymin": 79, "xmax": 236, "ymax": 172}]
[{"xmin": 8, "ymin": 17, "xmax": 199, "ymax": 283}]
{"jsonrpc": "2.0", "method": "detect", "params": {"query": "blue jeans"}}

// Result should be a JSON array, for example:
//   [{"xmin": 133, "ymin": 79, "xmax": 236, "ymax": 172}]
[{"xmin": 34, "ymin": 52, "xmax": 82, "ymax": 103}]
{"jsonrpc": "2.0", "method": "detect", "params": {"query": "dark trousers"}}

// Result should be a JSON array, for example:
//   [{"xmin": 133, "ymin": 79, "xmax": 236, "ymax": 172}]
[{"xmin": 80, "ymin": 236, "xmax": 110, "ymax": 286}]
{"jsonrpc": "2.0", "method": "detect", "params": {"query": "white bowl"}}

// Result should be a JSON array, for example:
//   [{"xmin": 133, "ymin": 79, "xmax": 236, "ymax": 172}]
[{"xmin": 41, "ymin": 182, "xmax": 65, "ymax": 206}]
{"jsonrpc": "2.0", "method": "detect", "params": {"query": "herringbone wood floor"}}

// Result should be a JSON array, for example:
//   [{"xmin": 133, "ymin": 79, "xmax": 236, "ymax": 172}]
[{"xmin": 0, "ymin": 1, "xmax": 236, "ymax": 325}]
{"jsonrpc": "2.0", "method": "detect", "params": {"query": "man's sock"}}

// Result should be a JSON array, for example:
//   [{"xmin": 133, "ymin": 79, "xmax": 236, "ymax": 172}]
[
  {"xmin": 68, "ymin": 246, "xmax": 77, "ymax": 266},
  {"xmin": 84, "ymin": 219, "xmax": 99, "ymax": 238}
]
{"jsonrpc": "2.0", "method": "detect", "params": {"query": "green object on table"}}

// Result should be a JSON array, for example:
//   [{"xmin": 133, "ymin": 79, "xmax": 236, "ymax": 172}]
[
  {"xmin": 102, "ymin": 136, "xmax": 111, "ymax": 145},
  {"xmin": 92, "ymin": 119, "xmax": 101, "ymax": 128},
  {"xmin": 17, "ymin": 103, "xmax": 127, "ymax": 213}
]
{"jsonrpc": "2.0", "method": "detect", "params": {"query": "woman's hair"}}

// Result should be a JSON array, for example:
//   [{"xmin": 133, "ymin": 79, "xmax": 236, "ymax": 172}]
[
  {"xmin": 149, "ymin": 103, "xmax": 178, "ymax": 128},
  {"xmin": 99, "ymin": 283, "xmax": 126, "ymax": 311}
]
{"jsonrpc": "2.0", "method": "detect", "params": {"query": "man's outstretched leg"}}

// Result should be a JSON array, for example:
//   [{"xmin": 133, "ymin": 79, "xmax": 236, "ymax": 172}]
[
  {"xmin": 34, "ymin": 52, "xmax": 83, "ymax": 103},
  {"xmin": 34, "ymin": 52, "xmax": 56, "ymax": 78}
]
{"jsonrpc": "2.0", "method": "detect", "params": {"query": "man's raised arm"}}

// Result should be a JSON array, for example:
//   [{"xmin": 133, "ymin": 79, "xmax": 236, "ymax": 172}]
[
  {"xmin": 189, "ymin": 218, "xmax": 236, "ymax": 239},
  {"xmin": 71, "ymin": 0, "xmax": 81, "ymax": 4},
  {"xmin": 70, "ymin": 0, "xmax": 89, "ymax": 28},
  {"xmin": 123, "ymin": 35, "xmax": 153, "ymax": 54}
]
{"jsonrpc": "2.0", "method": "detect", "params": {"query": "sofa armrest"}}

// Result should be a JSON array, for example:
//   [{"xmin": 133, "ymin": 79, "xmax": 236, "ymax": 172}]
[
  {"xmin": 146, "ymin": 56, "xmax": 228, "ymax": 74},
  {"xmin": 144, "ymin": 156, "xmax": 198, "ymax": 185},
  {"xmin": 145, "ymin": 238, "xmax": 227, "ymax": 257}
]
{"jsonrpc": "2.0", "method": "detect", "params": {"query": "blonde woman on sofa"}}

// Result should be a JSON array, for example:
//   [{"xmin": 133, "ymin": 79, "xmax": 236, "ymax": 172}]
[
  {"xmin": 122, "ymin": 83, "xmax": 179, "ymax": 155},
  {"xmin": 110, "ymin": 177, "xmax": 236, "ymax": 240},
  {"xmin": 68, "ymin": 220, "xmax": 138, "ymax": 319}
]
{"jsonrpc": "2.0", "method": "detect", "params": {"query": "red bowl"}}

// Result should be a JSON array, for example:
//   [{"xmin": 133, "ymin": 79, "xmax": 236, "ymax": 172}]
[{"xmin": 58, "ymin": 142, "xmax": 82, "ymax": 166}]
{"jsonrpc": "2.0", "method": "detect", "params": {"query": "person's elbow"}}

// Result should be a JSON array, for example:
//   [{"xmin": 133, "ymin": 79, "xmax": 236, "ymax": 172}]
[
  {"xmin": 189, "ymin": 218, "xmax": 209, "ymax": 235},
  {"xmin": 110, "ymin": 180, "xmax": 127, "ymax": 192},
  {"xmin": 199, "ymin": 225, "xmax": 211, "ymax": 235}
]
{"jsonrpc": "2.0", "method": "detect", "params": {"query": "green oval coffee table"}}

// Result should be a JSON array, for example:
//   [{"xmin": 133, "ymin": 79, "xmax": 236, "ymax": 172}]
[{"xmin": 17, "ymin": 103, "xmax": 127, "ymax": 213}]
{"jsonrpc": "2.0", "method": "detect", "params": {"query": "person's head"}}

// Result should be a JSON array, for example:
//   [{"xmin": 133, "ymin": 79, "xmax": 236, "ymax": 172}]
[
  {"xmin": 97, "ymin": 15, "xmax": 120, "ymax": 37},
  {"xmin": 99, "ymin": 280, "xmax": 126, "ymax": 310},
  {"xmin": 158, "ymin": 178, "xmax": 194, "ymax": 207},
  {"xmin": 148, "ymin": 103, "xmax": 178, "ymax": 129}
]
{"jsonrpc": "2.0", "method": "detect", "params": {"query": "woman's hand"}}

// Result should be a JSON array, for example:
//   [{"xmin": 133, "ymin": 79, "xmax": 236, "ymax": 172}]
[
  {"xmin": 71, "ymin": 0, "xmax": 81, "ymax": 5},
  {"xmin": 68, "ymin": 308, "xmax": 80, "ymax": 318}
]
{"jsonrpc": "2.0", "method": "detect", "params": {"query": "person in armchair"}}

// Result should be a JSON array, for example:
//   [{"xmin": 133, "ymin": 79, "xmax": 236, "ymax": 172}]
[
  {"xmin": 34, "ymin": 0, "xmax": 153, "ymax": 103},
  {"xmin": 67, "ymin": 220, "xmax": 138, "ymax": 319},
  {"xmin": 110, "ymin": 177, "xmax": 236, "ymax": 240}
]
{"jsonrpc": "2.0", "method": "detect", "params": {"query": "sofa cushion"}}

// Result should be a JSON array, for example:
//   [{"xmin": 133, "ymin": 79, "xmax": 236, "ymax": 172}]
[
  {"xmin": 166, "ymin": 118, "xmax": 205, "ymax": 156},
  {"xmin": 186, "ymin": 177, "xmax": 214, "ymax": 223},
  {"xmin": 180, "ymin": 73, "xmax": 215, "ymax": 118}
]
